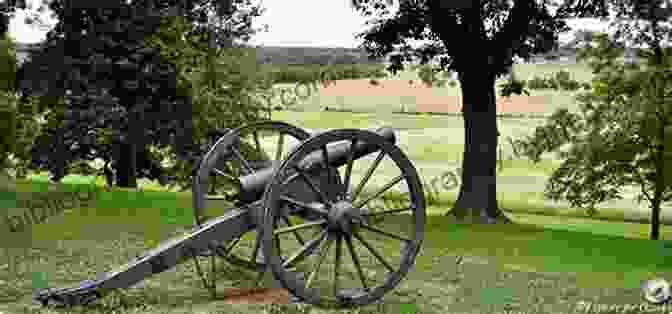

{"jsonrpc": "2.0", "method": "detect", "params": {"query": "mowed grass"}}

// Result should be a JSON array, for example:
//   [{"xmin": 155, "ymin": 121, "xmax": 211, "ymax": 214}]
[{"xmin": 1, "ymin": 176, "xmax": 671, "ymax": 314}]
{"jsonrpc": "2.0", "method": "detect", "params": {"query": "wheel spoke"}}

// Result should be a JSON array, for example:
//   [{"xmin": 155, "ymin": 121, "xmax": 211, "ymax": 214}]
[
  {"xmin": 223, "ymin": 237, "xmax": 241, "ymax": 256},
  {"xmin": 282, "ymin": 229, "xmax": 328, "ymax": 268},
  {"xmin": 205, "ymin": 195, "xmax": 227, "ymax": 200},
  {"xmin": 293, "ymin": 166, "xmax": 331, "ymax": 205},
  {"xmin": 354, "ymin": 175, "xmax": 404, "ymax": 209},
  {"xmin": 351, "ymin": 150, "xmax": 385, "ymax": 202},
  {"xmin": 344, "ymin": 234, "xmax": 368, "ymax": 290},
  {"xmin": 273, "ymin": 219, "xmax": 281, "ymax": 263},
  {"xmin": 280, "ymin": 196, "xmax": 329, "ymax": 217},
  {"xmin": 359, "ymin": 223, "xmax": 412, "ymax": 243},
  {"xmin": 231, "ymin": 147, "xmax": 254, "ymax": 175},
  {"xmin": 252, "ymin": 131, "xmax": 262, "ymax": 156},
  {"xmin": 281, "ymin": 216, "xmax": 306, "ymax": 245},
  {"xmin": 250, "ymin": 232, "xmax": 262, "ymax": 264},
  {"xmin": 275, "ymin": 133, "xmax": 285, "ymax": 161},
  {"xmin": 274, "ymin": 219, "xmax": 326, "ymax": 236},
  {"xmin": 352, "ymin": 231, "xmax": 395, "ymax": 273},
  {"xmin": 221, "ymin": 162, "xmax": 237, "ymax": 178},
  {"xmin": 362, "ymin": 207, "xmax": 414, "ymax": 217},
  {"xmin": 305, "ymin": 232, "xmax": 335, "ymax": 288},
  {"xmin": 212, "ymin": 167, "xmax": 237, "ymax": 181},
  {"xmin": 333, "ymin": 235, "xmax": 342, "ymax": 297},
  {"xmin": 321, "ymin": 145, "xmax": 329, "ymax": 169},
  {"xmin": 321, "ymin": 144, "xmax": 337, "ymax": 187},
  {"xmin": 343, "ymin": 139, "xmax": 357, "ymax": 197}
]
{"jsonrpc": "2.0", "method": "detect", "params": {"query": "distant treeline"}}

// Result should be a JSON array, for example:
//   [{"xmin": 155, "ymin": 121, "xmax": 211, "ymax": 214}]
[
  {"xmin": 253, "ymin": 45, "xmax": 384, "ymax": 66},
  {"xmin": 261, "ymin": 63, "xmax": 389, "ymax": 84}
]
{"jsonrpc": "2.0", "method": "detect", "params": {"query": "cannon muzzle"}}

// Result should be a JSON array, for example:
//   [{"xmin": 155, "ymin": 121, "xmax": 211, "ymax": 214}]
[{"xmin": 235, "ymin": 127, "xmax": 396, "ymax": 203}]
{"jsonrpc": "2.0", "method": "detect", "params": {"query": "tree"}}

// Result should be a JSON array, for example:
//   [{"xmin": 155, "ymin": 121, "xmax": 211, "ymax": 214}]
[
  {"xmin": 515, "ymin": 0, "xmax": 672, "ymax": 240},
  {"xmin": 16, "ymin": 0, "xmax": 269, "ymax": 189},
  {"xmin": 0, "ymin": 34, "xmax": 17, "ymax": 173},
  {"xmin": 0, "ymin": 0, "xmax": 29, "ymax": 37},
  {"xmin": 517, "ymin": 33, "xmax": 672, "ymax": 240},
  {"xmin": 17, "ymin": 2, "xmax": 185, "ymax": 187},
  {"xmin": 567, "ymin": 28, "xmax": 597, "ymax": 49},
  {"xmin": 347, "ymin": 0, "xmax": 586, "ymax": 223},
  {"xmin": 143, "ymin": 13, "xmax": 274, "ymax": 192}
]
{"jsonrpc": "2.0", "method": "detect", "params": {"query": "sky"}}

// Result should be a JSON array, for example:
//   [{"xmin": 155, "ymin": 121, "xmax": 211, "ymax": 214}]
[{"xmin": 9, "ymin": 0, "xmax": 613, "ymax": 47}]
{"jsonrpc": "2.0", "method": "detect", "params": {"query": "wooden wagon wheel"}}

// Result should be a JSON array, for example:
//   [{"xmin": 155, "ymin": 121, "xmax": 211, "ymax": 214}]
[
  {"xmin": 192, "ymin": 121, "xmax": 337, "ymax": 272},
  {"xmin": 260, "ymin": 128, "xmax": 425, "ymax": 308}
]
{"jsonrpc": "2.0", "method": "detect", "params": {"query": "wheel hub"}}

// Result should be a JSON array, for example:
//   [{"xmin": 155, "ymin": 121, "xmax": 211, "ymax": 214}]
[{"xmin": 327, "ymin": 200, "xmax": 362, "ymax": 236}]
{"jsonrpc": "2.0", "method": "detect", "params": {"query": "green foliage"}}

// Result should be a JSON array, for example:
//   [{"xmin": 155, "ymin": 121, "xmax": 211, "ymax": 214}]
[
  {"xmin": 0, "ymin": 34, "xmax": 16, "ymax": 172},
  {"xmin": 18, "ymin": 1, "xmax": 267, "ymax": 189},
  {"xmin": 554, "ymin": 70, "xmax": 571, "ymax": 85},
  {"xmin": 515, "ymin": 34, "xmax": 672, "ymax": 234},
  {"xmin": 0, "ymin": 92, "xmax": 17, "ymax": 173},
  {"xmin": 143, "ymin": 14, "xmax": 273, "ymax": 191},
  {"xmin": 0, "ymin": 35, "xmax": 40, "ymax": 178},
  {"xmin": 19, "ymin": 3, "xmax": 191, "ymax": 185},
  {"xmin": 8, "ymin": 95, "xmax": 43, "ymax": 178},
  {"xmin": 0, "ymin": 34, "xmax": 16, "ymax": 92},
  {"xmin": 526, "ymin": 76, "xmax": 548, "ymax": 89},
  {"xmin": 525, "ymin": 70, "xmax": 583, "ymax": 91},
  {"xmin": 417, "ymin": 64, "xmax": 447, "ymax": 87},
  {"xmin": 499, "ymin": 71, "xmax": 530, "ymax": 97}
]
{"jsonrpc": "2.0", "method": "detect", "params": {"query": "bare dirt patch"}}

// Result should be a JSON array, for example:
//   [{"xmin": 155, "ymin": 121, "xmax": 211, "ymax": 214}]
[
  {"xmin": 217, "ymin": 287, "xmax": 290, "ymax": 304},
  {"xmin": 318, "ymin": 79, "xmax": 549, "ymax": 114}
]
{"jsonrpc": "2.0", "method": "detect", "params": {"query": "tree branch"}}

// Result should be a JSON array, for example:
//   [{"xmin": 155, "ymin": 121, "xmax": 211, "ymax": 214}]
[
  {"xmin": 426, "ymin": 0, "xmax": 468, "ymax": 69},
  {"xmin": 633, "ymin": 164, "xmax": 654, "ymax": 204},
  {"xmin": 491, "ymin": 0, "xmax": 535, "ymax": 68}
]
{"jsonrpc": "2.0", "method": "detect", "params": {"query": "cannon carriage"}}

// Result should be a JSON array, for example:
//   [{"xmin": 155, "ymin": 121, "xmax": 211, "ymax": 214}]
[{"xmin": 33, "ymin": 121, "xmax": 426, "ymax": 308}]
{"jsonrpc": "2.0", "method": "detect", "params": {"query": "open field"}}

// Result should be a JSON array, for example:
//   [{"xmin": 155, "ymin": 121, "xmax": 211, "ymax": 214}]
[
  {"xmin": 269, "ymin": 111, "xmax": 672, "ymax": 225},
  {"xmin": 266, "ymin": 63, "xmax": 591, "ymax": 115}
]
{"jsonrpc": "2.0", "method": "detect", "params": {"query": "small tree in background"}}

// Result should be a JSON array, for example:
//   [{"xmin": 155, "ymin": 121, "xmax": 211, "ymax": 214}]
[
  {"xmin": 0, "ymin": 34, "xmax": 16, "ymax": 174},
  {"xmin": 0, "ymin": 34, "xmax": 41, "ymax": 179},
  {"xmin": 143, "ymin": 14, "xmax": 274, "ymax": 192},
  {"xmin": 516, "ymin": 33, "xmax": 672, "ymax": 240}
]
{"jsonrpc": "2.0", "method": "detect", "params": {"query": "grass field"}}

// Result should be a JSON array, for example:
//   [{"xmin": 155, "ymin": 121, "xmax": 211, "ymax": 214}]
[
  {"xmin": 269, "ymin": 110, "xmax": 672, "ymax": 225},
  {"xmin": 2, "ymin": 61, "xmax": 669, "ymax": 314},
  {"xmin": 266, "ymin": 63, "xmax": 590, "ymax": 115},
  {"xmin": 2, "ymin": 178, "xmax": 672, "ymax": 314}
]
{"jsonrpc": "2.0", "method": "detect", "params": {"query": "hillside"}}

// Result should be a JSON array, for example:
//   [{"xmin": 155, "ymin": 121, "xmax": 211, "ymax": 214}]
[{"xmin": 251, "ymin": 45, "xmax": 384, "ymax": 65}]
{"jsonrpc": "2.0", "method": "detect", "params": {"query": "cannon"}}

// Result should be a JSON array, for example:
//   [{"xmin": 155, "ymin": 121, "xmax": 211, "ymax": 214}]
[{"xmin": 33, "ymin": 121, "xmax": 426, "ymax": 308}]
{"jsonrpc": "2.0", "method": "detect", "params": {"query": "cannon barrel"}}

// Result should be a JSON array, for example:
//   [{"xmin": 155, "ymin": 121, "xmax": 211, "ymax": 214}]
[{"xmin": 236, "ymin": 127, "xmax": 396, "ymax": 203}]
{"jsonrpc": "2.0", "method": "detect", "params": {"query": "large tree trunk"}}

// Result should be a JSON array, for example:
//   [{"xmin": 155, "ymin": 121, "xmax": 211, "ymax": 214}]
[
  {"xmin": 446, "ymin": 69, "xmax": 511, "ymax": 224},
  {"xmin": 115, "ymin": 142, "xmax": 137, "ymax": 188},
  {"xmin": 651, "ymin": 200, "xmax": 661, "ymax": 240}
]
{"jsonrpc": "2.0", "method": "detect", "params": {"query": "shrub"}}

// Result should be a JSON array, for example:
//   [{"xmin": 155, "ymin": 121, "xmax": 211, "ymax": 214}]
[
  {"xmin": 563, "ymin": 80, "xmax": 581, "ymax": 91},
  {"xmin": 544, "ymin": 77, "xmax": 558, "ymax": 89},
  {"xmin": 526, "ymin": 71, "xmax": 585, "ymax": 91},
  {"xmin": 527, "ymin": 76, "xmax": 548, "ymax": 89},
  {"xmin": 554, "ymin": 70, "xmax": 572, "ymax": 85},
  {"xmin": 417, "ymin": 64, "xmax": 446, "ymax": 87}
]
